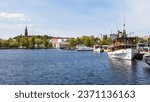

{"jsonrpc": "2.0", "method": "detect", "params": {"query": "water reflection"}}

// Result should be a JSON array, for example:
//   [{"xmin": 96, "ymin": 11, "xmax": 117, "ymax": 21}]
[{"xmin": 108, "ymin": 58, "xmax": 150, "ymax": 84}]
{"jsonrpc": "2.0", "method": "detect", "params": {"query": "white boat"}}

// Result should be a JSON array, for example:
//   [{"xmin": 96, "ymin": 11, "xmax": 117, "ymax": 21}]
[
  {"xmin": 76, "ymin": 45, "xmax": 93, "ymax": 51},
  {"xmin": 143, "ymin": 54, "xmax": 150, "ymax": 65},
  {"xmin": 137, "ymin": 43, "xmax": 150, "ymax": 54},
  {"xmin": 107, "ymin": 23, "xmax": 138, "ymax": 60},
  {"xmin": 93, "ymin": 45, "xmax": 104, "ymax": 53},
  {"xmin": 108, "ymin": 48, "xmax": 137, "ymax": 60}
]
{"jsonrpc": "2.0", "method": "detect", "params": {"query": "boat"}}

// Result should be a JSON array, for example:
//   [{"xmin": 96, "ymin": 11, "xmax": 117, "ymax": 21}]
[
  {"xmin": 143, "ymin": 53, "xmax": 150, "ymax": 65},
  {"xmin": 76, "ymin": 45, "xmax": 93, "ymax": 51},
  {"xmin": 143, "ymin": 55, "xmax": 150, "ymax": 65},
  {"xmin": 108, "ymin": 48, "xmax": 137, "ymax": 60},
  {"xmin": 137, "ymin": 43, "xmax": 150, "ymax": 54},
  {"xmin": 107, "ymin": 23, "xmax": 138, "ymax": 60},
  {"xmin": 93, "ymin": 45, "xmax": 104, "ymax": 53}
]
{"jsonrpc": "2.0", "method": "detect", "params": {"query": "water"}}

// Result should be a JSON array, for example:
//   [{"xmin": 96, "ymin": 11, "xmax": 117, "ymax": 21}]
[{"xmin": 0, "ymin": 49, "xmax": 150, "ymax": 85}]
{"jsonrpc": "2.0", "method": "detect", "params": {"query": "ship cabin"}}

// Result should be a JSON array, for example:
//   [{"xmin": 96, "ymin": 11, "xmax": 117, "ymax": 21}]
[{"xmin": 109, "ymin": 37, "xmax": 137, "ymax": 52}]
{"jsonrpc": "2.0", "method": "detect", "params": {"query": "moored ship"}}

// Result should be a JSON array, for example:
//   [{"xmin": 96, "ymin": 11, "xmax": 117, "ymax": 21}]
[{"xmin": 108, "ymin": 23, "xmax": 138, "ymax": 60}]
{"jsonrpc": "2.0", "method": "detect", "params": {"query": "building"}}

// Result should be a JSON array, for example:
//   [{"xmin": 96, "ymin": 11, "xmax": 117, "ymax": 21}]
[
  {"xmin": 25, "ymin": 26, "xmax": 28, "ymax": 36},
  {"xmin": 143, "ymin": 36, "xmax": 150, "ymax": 41},
  {"xmin": 59, "ymin": 42, "xmax": 70, "ymax": 49},
  {"xmin": 50, "ymin": 37, "xmax": 71, "ymax": 49},
  {"xmin": 110, "ymin": 33, "xmax": 117, "ymax": 40}
]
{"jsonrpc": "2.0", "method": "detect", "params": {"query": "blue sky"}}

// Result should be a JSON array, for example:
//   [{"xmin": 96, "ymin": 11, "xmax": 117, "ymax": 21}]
[{"xmin": 0, "ymin": 0, "xmax": 150, "ymax": 39}]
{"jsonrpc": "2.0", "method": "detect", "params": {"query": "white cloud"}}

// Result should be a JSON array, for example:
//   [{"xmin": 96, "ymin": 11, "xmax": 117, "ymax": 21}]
[{"xmin": 0, "ymin": 12, "xmax": 30, "ymax": 21}]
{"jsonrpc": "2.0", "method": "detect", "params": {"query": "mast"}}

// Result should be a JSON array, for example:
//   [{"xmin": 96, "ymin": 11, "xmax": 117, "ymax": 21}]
[{"xmin": 123, "ymin": 17, "xmax": 127, "ymax": 37}]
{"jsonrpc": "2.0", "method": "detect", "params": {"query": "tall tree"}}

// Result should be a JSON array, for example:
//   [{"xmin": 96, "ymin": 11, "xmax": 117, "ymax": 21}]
[
  {"xmin": 75, "ymin": 37, "xmax": 80, "ymax": 45},
  {"xmin": 89, "ymin": 35, "xmax": 95, "ymax": 47},
  {"xmin": 43, "ymin": 38, "xmax": 49, "ymax": 48},
  {"xmin": 35, "ymin": 38, "xmax": 42, "ymax": 48},
  {"xmin": 103, "ymin": 35, "xmax": 108, "ymax": 40},
  {"xmin": 28, "ymin": 37, "xmax": 35, "ymax": 49},
  {"xmin": 80, "ymin": 35, "xmax": 88, "ymax": 43},
  {"xmin": 84, "ymin": 37, "xmax": 90, "ymax": 47},
  {"xmin": 1, "ymin": 40, "xmax": 9, "ymax": 48},
  {"xmin": 0, "ymin": 40, "xmax": 1, "ymax": 48},
  {"xmin": 19, "ymin": 37, "xmax": 29, "ymax": 48},
  {"xmin": 8, "ymin": 39, "xmax": 18, "ymax": 48},
  {"xmin": 69, "ymin": 38, "xmax": 75, "ymax": 47}
]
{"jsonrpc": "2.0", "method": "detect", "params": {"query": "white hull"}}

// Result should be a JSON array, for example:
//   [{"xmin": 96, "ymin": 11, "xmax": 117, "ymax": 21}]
[
  {"xmin": 93, "ymin": 48, "xmax": 103, "ymax": 53},
  {"xmin": 108, "ymin": 49, "xmax": 137, "ymax": 60},
  {"xmin": 76, "ymin": 47, "xmax": 93, "ymax": 51}
]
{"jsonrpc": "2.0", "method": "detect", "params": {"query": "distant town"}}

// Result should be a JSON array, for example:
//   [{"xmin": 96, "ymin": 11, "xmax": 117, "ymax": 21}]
[{"xmin": 0, "ymin": 26, "xmax": 150, "ymax": 50}]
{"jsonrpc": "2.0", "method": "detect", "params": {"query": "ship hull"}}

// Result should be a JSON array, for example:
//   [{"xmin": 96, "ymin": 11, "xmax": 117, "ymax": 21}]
[{"xmin": 108, "ymin": 49, "xmax": 137, "ymax": 60}]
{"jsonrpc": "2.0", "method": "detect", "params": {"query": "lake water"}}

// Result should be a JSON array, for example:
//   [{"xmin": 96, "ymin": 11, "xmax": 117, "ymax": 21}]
[{"xmin": 0, "ymin": 49, "xmax": 150, "ymax": 85}]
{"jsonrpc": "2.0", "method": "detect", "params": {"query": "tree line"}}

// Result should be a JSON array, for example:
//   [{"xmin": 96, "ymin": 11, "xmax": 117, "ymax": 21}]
[
  {"xmin": 0, "ymin": 35, "xmax": 52, "ymax": 49},
  {"xmin": 1, "ymin": 34, "xmax": 144, "ymax": 49},
  {"xmin": 69, "ymin": 35, "xmax": 111, "ymax": 48}
]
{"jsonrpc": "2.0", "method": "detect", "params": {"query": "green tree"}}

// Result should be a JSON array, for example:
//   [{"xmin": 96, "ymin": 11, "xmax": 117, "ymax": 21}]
[
  {"xmin": 0, "ymin": 40, "xmax": 1, "ymax": 48},
  {"xmin": 84, "ymin": 37, "xmax": 90, "ymax": 47},
  {"xmin": 89, "ymin": 35, "xmax": 95, "ymax": 47},
  {"xmin": 19, "ymin": 37, "xmax": 29, "ymax": 48},
  {"xmin": 75, "ymin": 37, "xmax": 80, "ymax": 45},
  {"xmin": 103, "ymin": 35, "xmax": 108, "ymax": 40},
  {"xmin": 28, "ymin": 37, "xmax": 35, "ymax": 49},
  {"xmin": 1, "ymin": 40, "xmax": 9, "ymax": 48},
  {"xmin": 8, "ymin": 39, "xmax": 18, "ymax": 48},
  {"xmin": 95, "ymin": 37, "xmax": 101, "ymax": 45},
  {"xmin": 35, "ymin": 38, "xmax": 42, "ymax": 48},
  {"xmin": 101, "ymin": 38, "xmax": 111, "ymax": 45},
  {"xmin": 24, "ymin": 37, "xmax": 29, "ymax": 48},
  {"xmin": 48, "ymin": 42, "xmax": 52, "ymax": 48},
  {"xmin": 19, "ymin": 37, "xmax": 25, "ymax": 47},
  {"xmin": 43, "ymin": 38, "xmax": 49, "ymax": 48},
  {"xmin": 135, "ymin": 36, "xmax": 141, "ymax": 43},
  {"xmin": 43, "ymin": 35, "xmax": 49, "ymax": 39},
  {"xmin": 80, "ymin": 35, "xmax": 88, "ymax": 43},
  {"xmin": 69, "ymin": 38, "xmax": 75, "ymax": 47}
]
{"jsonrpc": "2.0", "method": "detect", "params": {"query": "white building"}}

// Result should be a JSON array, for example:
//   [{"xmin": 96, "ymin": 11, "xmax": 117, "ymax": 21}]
[{"xmin": 50, "ymin": 37, "xmax": 71, "ymax": 49}]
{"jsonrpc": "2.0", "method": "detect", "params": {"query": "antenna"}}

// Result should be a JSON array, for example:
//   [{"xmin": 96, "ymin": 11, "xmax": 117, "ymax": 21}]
[
  {"xmin": 123, "ymin": 16, "xmax": 127, "ymax": 37},
  {"xmin": 123, "ymin": 16, "xmax": 126, "ymax": 31},
  {"xmin": 116, "ymin": 23, "xmax": 118, "ymax": 32}
]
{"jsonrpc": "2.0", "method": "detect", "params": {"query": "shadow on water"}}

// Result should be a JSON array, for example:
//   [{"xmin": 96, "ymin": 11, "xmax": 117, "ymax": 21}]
[{"xmin": 108, "ymin": 58, "xmax": 150, "ymax": 84}]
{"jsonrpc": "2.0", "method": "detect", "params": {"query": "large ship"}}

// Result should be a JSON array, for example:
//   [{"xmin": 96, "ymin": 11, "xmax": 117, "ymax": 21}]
[{"xmin": 107, "ymin": 23, "xmax": 137, "ymax": 60}]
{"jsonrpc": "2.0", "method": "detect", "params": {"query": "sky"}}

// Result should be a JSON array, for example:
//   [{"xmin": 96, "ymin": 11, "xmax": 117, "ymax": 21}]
[{"xmin": 0, "ymin": 0, "xmax": 150, "ymax": 39}]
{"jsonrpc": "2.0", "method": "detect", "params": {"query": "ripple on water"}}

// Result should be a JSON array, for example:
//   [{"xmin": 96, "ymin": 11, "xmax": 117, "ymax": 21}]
[{"xmin": 0, "ymin": 49, "xmax": 150, "ymax": 85}]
